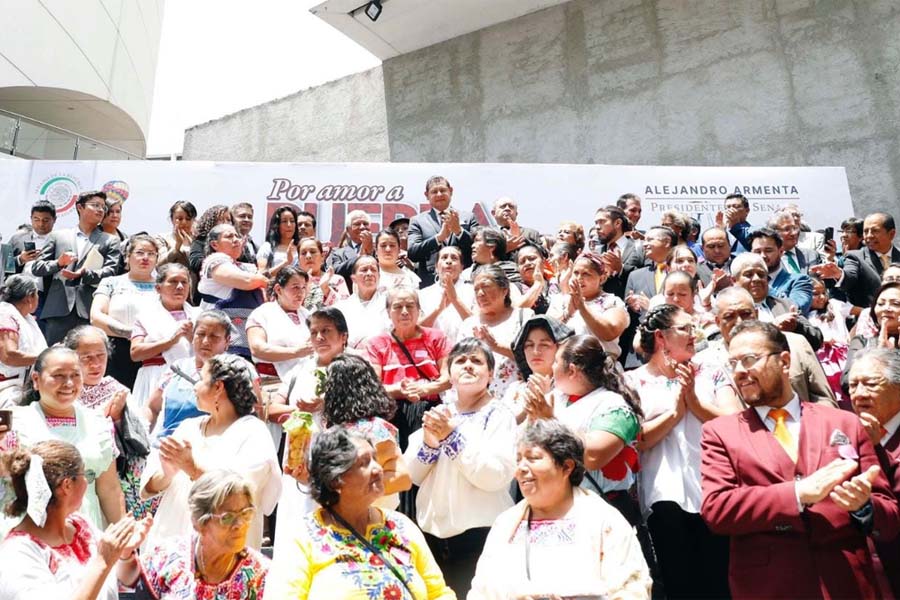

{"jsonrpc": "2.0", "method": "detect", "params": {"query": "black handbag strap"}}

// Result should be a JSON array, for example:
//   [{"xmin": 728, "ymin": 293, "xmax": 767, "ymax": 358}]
[
  {"xmin": 581, "ymin": 468, "xmax": 609, "ymax": 503},
  {"xmin": 326, "ymin": 507, "xmax": 416, "ymax": 600},
  {"xmin": 390, "ymin": 331, "xmax": 434, "ymax": 382}
]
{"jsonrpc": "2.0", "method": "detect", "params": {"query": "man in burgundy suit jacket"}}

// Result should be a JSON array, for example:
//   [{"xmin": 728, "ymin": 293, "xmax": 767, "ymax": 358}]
[
  {"xmin": 701, "ymin": 321, "xmax": 899, "ymax": 599},
  {"xmin": 847, "ymin": 348, "xmax": 900, "ymax": 597}
]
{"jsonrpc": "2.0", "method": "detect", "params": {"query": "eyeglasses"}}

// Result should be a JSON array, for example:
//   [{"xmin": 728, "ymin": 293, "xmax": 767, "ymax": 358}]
[
  {"xmin": 666, "ymin": 323, "xmax": 695, "ymax": 335},
  {"xmin": 727, "ymin": 352, "xmax": 779, "ymax": 372},
  {"xmin": 207, "ymin": 506, "xmax": 255, "ymax": 528}
]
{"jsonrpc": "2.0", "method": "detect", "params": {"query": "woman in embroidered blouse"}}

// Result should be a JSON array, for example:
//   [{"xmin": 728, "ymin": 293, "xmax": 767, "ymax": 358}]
[
  {"xmin": 547, "ymin": 252, "xmax": 629, "ymax": 362},
  {"xmin": 0, "ymin": 275, "xmax": 47, "ymax": 407},
  {"xmin": 404, "ymin": 338, "xmax": 517, "ymax": 597},
  {"xmin": 90, "ymin": 233, "xmax": 161, "ymax": 390},
  {"xmin": 135, "ymin": 469, "xmax": 268, "ymax": 599},
  {"xmin": 140, "ymin": 354, "xmax": 281, "ymax": 552},
  {"xmin": 62, "ymin": 326, "xmax": 152, "ymax": 519},
  {"xmin": 0, "ymin": 441, "xmax": 151, "ymax": 600},
  {"xmin": 269, "ymin": 426, "xmax": 454, "ymax": 600},
  {"xmin": 625, "ymin": 304, "xmax": 741, "ymax": 599},
  {"xmin": 1, "ymin": 347, "xmax": 124, "ymax": 530},
  {"xmin": 457, "ymin": 266, "xmax": 534, "ymax": 400},
  {"xmin": 129, "ymin": 263, "xmax": 199, "ymax": 408},
  {"xmin": 298, "ymin": 237, "xmax": 349, "ymax": 310},
  {"xmin": 256, "ymin": 205, "xmax": 300, "ymax": 279},
  {"xmin": 523, "ymin": 335, "xmax": 646, "ymax": 533},
  {"xmin": 376, "ymin": 229, "xmax": 421, "ymax": 292},
  {"xmin": 469, "ymin": 420, "xmax": 651, "ymax": 600}
]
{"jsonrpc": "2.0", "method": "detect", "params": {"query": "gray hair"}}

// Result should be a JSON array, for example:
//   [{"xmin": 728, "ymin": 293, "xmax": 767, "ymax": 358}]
[
  {"xmin": 205, "ymin": 223, "xmax": 236, "ymax": 256},
  {"xmin": 189, "ymin": 470, "xmax": 255, "ymax": 525},
  {"xmin": 662, "ymin": 210, "xmax": 688, "ymax": 231},
  {"xmin": 346, "ymin": 210, "xmax": 371, "ymax": 225},
  {"xmin": 518, "ymin": 420, "xmax": 585, "ymax": 487},
  {"xmin": 730, "ymin": 252, "xmax": 767, "ymax": 278},
  {"xmin": 61, "ymin": 325, "xmax": 111, "ymax": 354},
  {"xmin": 851, "ymin": 348, "xmax": 900, "ymax": 386},
  {"xmin": 473, "ymin": 264, "xmax": 512, "ymax": 307},
  {"xmin": 385, "ymin": 287, "xmax": 420, "ymax": 310},
  {"xmin": 207, "ymin": 354, "xmax": 258, "ymax": 417},
  {"xmin": 0, "ymin": 275, "xmax": 38, "ymax": 304},
  {"xmin": 767, "ymin": 211, "xmax": 795, "ymax": 229},
  {"xmin": 309, "ymin": 427, "xmax": 373, "ymax": 508},
  {"xmin": 713, "ymin": 286, "xmax": 755, "ymax": 315}
]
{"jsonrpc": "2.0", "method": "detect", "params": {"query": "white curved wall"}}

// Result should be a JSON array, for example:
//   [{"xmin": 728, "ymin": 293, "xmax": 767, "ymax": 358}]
[{"xmin": 0, "ymin": 0, "xmax": 165, "ymax": 155}]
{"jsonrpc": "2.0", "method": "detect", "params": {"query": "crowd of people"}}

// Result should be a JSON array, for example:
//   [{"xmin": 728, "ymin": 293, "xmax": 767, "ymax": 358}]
[{"xmin": 0, "ymin": 178, "xmax": 897, "ymax": 599}]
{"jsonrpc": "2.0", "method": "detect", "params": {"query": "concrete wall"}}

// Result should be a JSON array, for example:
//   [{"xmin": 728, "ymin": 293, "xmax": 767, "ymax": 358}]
[
  {"xmin": 183, "ymin": 67, "xmax": 390, "ymax": 162},
  {"xmin": 184, "ymin": 0, "xmax": 900, "ymax": 215}
]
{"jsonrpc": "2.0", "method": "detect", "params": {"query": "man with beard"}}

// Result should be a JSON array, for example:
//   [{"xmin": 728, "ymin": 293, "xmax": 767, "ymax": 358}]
[
  {"xmin": 700, "ymin": 320, "xmax": 898, "ymax": 599},
  {"xmin": 593, "ymin": 205, "xmax": 644, "ymax": 299},
  {"xmin": 748, "ymin": 227, "xmax": 814, "ymax": 315}
]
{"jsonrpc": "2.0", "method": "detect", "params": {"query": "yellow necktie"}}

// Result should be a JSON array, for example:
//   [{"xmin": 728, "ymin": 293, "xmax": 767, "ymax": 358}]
[
  {"xmin": 882, "ymin": 254, "xmax": 891, "ymax": 272},
  {"xmin": 654, "ymin": 264, "xmax": 666, "ymax": 293},
  {"xmin": 768, "ymin": 408, "xmax": 797, "ymax": 462}
]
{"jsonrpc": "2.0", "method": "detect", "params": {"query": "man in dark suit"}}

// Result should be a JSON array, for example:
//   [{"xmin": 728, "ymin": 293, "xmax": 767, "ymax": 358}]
[
  {"xmin": 327, "ymin": 209, "xmax": 374, "ymax": 287},
  {"xmin": 620, "ymin": 226, "xmax": 676, "ymax": 364},
  {"xmin": 491, "ymin": 197, "xmax": 541, "ymax": 260},
  {"xmin": 8, "ymin": 201, "xmax": 57, "ymax": 328},
  {"xmin": 231, "ymin": 202, "xmax": 259, "ymax": 264},
  {"xmin": 407, "ymin": 176, "xmax": 479, "ymax": 287},
  {"xmin": 594, "ymin": 205, "xmax": 644, "ymax": 299},
  {"xmin": 617, "ymin": 193, "xmax": 644, "ymax": 240},
  {"xmin": 813, "ymin": 213, "xmax": 900, "ymax": 308},
  {"xmin": 730, "ymin": 252, "xmax": 823, "ymax": 350},
  {"xmin": 701, "ymin": 321, "xmax": 898, "ymax": 599},
  {"xmin": 31, "ymin": 191, "xmax": 122, "ymax": 345},
  {"xmin": 769, "ymin": 210, "xmax": 821, "ymax": 274},
  {"xmin": 695, "ymin": 227, "xmax": 732, "ymax": 288},
  {"xmin": 749, "ymin": 227, "xmax": 814, "ymax": 315}
]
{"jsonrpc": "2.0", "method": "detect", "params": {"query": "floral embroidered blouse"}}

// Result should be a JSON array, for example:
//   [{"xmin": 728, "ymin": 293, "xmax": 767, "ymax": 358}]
[
  {"xmin": 284, "ymin": 507, "xmax": 454, "ymax": 600},
  {"xmin": 139, "ymin": 535, "xmax": 268, "ymax": 599}
]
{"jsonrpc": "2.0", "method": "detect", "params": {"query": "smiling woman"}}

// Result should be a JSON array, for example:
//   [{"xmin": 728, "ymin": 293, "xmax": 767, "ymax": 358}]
[
  {"xmin": 469, "ymin": 420, "xmax": 651, "ymax": 599},
  {"xmin": 269, "ymin": 427, "xmax": 454, "ymax": 599}
]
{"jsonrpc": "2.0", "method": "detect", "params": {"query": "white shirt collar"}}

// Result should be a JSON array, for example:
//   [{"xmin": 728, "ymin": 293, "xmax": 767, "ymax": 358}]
[
  {"xmin": 881, "ymin": 411, "xmax": 900, "ymax": 445},
  {"xmin": 754, "ymin": 394, "xmax": 802, "ymax": 425}
]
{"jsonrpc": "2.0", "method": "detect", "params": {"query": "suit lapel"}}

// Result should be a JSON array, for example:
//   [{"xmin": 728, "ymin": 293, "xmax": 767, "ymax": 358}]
[
  {"xmin": 743, "ymin": 409, "xmax": 796, "ymax": 481},
  {"xmin": 867, "ymin": 247, "xmax": 884, "ymax": 275},
  {"xmin": 796, "ymin": 403, "xmax": 819, "ymax": 475}
]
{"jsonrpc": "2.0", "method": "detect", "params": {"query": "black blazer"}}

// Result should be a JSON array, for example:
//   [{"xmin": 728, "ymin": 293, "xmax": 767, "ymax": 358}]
[
  {"xmin": 407, "ymin": 208, "xmax": 478, "ymax": 287},
  {"xmin": 839, "ymin": 246, "xmax": 900, "ymax": 307},
  {"xmin": 602, "ymin": 236, "xmax": 645, "ymax": 299}
]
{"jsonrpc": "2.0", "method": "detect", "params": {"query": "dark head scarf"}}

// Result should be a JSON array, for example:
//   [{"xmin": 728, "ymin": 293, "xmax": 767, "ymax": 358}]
[{"xmin": 512, "ymin": 315, "xmax": 574, "ymax": 379}]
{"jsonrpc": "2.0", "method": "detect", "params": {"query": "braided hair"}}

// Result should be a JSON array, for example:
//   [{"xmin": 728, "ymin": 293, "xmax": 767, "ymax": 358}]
[
  {"xmin": 558, "ymin": 334, "xmax": 642, "ymax": 419},
  {"xmin": 207, "ymin": 354, "xmax": 258, "ymax": 417},
  {"xmin": 637, "ymin": 303, "xmax": 683, "ymax": 357}
]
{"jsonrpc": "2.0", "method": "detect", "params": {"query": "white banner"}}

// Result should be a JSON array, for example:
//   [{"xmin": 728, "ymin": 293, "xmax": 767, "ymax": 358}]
[{"xmin": 0, "ymin": 161, "xmax": 854, "ymax": 244}]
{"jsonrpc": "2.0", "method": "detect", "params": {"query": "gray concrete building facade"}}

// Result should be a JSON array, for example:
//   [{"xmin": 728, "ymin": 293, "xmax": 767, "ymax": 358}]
[{"xmin": 183, "ymin": 0, "xmax": 900, "ymax": 216}]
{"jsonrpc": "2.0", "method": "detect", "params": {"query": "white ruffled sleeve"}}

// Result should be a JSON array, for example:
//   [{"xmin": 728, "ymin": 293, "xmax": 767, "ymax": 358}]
[{"xmin": 449, "ymin": 405, "xmax": 517, "ymax": 492}]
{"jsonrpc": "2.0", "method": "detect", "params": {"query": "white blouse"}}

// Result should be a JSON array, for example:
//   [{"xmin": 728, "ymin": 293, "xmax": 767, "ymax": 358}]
[
  {"xmin": 405, "ymin": 400, "xmax": 516, "ymax": 538},
  {"xmin": 334, "ymin": 292, "xmax": 391, "ymax": 350},
  {"xmin": 246, "ymin": 301, "xmax": 311, "ymax": 380}
]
